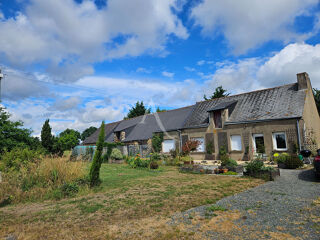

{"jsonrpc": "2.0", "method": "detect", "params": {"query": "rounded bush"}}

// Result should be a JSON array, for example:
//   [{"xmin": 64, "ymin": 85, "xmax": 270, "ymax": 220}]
[
  {"xmin": 110, "ymin": 148, "xmax": 123, "ymax": 160},
  {"xmin": 285, "ymin": 155, "xmax": 303, "ymax": 169}
]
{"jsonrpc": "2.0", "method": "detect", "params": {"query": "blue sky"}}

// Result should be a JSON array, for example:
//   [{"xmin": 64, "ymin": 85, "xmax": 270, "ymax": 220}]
[{"xmin": 0, "ymin": 0, "xmax": 320, "ymax": 135}]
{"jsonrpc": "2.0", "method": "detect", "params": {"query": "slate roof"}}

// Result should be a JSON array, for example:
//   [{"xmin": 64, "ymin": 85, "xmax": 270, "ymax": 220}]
[
  {"xmin": 82, "ymin": 121, "xmax": 120, "ymax": 145},
  {"xmin": 183, "ymin": 83, "xmax": 306, "ymax": 128},
  {"xmin": 82, "ymin": 105, "xmax": 195, "ymax": 144},
  {"xmin": 83, "ymin": 82, "xmax": 307, "ymax": 144},
  {"xmin": 123, "ymin": 105, "xmax": 195, "ymax": 142}
]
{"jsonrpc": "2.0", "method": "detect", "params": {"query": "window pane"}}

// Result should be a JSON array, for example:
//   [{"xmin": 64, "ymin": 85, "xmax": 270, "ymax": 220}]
[
  {"xmin": 191, "ymin": 137, "xmax": 205, "ymax": 152},
  {"xmin": 231, "ymin": 135, "xmax": 242, "ymax": 151},
  {"xmin": 275, "ymin": 134, "xmax": 286, "ymax": 149},
  {"xmin": 162, "ymin": 140, "xmax": 175, "ymax": 152}
]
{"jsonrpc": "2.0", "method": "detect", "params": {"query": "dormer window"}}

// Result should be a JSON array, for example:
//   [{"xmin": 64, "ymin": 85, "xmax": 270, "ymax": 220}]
[{"xmin": 213, "ymin": 110, "xmax": 222, "ymax": 128}]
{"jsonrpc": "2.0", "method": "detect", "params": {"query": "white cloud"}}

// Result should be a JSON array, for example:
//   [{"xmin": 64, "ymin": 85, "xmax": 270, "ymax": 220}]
[
  {"xmin": 191, "ymin": 0, "xmax": 319, "ymax": 54},
  {"xmin": 1, "ymin": 67, "xmax": 52, "ymax": 100},
  {"xmin": 258, "ymin": 43, "xmax": 320, "ymax": 89},
  {"xmin": 205, "ymin": 43, "xmax": 320, "ymax": 95},
  {"xmin": 50, "ymin": 96, "xmax": 81, "ymax": 112},
  {"xmin": 0, "ymin": 0, "xmax": 188, "ymax": 81},
  {"xmin": 162, "ymin": 71, "xmax": 175, "ymax": 78},
  {"xmin": 184, "ymin": 67, "xmax": 196, "ymax": 72},
  {"xmin": 197, "ymin": 60, "xmax": 205, "ymax": 66},
  {"xmin": 136, "ymin": 67, "xmax": 151, "ymax": 74}
]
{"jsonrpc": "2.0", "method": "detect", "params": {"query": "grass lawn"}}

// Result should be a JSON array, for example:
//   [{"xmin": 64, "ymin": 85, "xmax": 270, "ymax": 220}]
[{"xmin": 0, "ymin": 164, "xmax": 264, "ymax": 239}]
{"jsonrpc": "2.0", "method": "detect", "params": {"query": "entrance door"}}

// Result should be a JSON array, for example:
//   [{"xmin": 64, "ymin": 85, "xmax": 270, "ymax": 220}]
[{"xmin": 252, "ymin": 134, "xmax": 265, "ymax": 154}]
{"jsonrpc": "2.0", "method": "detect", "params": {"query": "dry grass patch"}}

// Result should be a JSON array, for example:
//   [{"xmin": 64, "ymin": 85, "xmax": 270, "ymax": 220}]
[{"xmin": 0, "ymin": 164, "xmax": 263, "ymax": 239}]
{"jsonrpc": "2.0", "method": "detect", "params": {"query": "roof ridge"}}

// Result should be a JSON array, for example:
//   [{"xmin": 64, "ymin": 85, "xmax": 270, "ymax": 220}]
[
  {"xmin": 118, "ymin": 104, "xmax": 196, "ymax": 123},
  {"xmin": 197, "ymin": 82, "xmax": 296, "ymax": 104}
]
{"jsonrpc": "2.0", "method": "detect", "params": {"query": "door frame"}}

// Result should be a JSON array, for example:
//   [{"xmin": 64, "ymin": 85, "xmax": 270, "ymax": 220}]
[{"xmin": 252, "ymin": 134, "xmax": 265, "ymax": 154}]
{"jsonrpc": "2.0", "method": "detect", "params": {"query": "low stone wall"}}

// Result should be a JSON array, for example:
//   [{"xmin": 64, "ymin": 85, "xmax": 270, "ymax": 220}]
[
  {"xmin": 244, "ymin": 168, "xmax": 280, "ymax": 181},
  {"xmin": 180, "ymin": 165, "xmax": 217, "ymax": 174}
]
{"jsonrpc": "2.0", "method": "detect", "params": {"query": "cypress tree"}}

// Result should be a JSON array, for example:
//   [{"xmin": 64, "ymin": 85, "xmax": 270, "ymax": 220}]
[
  {"xmin": 89, "ymin": 121, "xmax": 105, "ymax": 186},
  {"xmin": 41, "ymin": 119, "xmax": 53, "ymax": 153}
]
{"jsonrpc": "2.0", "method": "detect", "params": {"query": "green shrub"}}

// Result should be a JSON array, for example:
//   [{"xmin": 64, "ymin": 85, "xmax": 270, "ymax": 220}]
[
  {"xmin": 275, "ymin": 153, "xmax": 289, "ymax": 164},
  {"xmin": 0, "ymin": 148, "xmax": 42, "ymax": 172},
  {"xmin": 221, "ymin": 171, "xmax": 237, "ymax": 175},
  {"xmin": 152, "ymin": 133, "xmax": 163, "ymax": 153},
  {"xmin": 150, "ymin": 152, "xmax": 161, "ymax": 161},
  {"xmin": 60, "ymin": 182, "xmax": 79, "ymax": 197},
  {"xmin": 221, "ymin": 158, "xmax": 238, "ymax": 167},
  {"xmin": 219, "ymin": 146, "xmax": 227, "ymax": 156},
  {"xmin": 180, "ymin": 155, "xmax": 193, "ymax": 162},
  {"xmin": 245, "ymin": 160, "xmax": 264, "ymax": 174},
  {"xmin": 127, "ymin": 154, "xmax": 150, "ymax": 168},
  {"xmin": 284, "ymin": 155, "xmax": 303, "ymax": 169},
  {"xmin": 206, "ymin": 141, "xmax": 214, "ymax": 155},
  {"xmin": 110, "ymin": 148, "xmax": 123, "ymax": 160}
]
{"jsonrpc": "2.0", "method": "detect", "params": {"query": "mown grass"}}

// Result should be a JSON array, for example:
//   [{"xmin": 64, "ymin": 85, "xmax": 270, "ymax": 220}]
[{"xmin": 0, "ymin": 164, "xmax": 264, "ymax": 239}]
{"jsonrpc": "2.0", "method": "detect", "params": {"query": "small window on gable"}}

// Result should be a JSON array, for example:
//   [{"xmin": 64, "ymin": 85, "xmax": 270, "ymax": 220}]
[
  {"xmin": 213, "ymin": 111, "xmax": 222, "ymax": 128},
  {"xmin": 230, "ymin": 135, "xmax": 242, "ymax": 151},
  {"xmin": 272, "ymin": 132, "xmax": 287, "ymax": 151}
]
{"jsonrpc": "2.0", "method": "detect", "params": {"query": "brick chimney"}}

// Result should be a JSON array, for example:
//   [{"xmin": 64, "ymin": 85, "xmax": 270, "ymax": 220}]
[{"xmin": 297, "ymin": 72, "xmax": 311, "ymax": 90}]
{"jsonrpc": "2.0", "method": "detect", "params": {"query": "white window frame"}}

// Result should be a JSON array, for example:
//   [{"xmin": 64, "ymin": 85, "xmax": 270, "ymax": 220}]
[
  {"xmin": 272, "ymin": 132, "xmax": 287, "ymax": 151},
  {"xmin": 191, "ymin": 137, "xmax": 205, "ymax": 152},
  {"xmin": 162, "ymin": 139, "xmax": 175, "ymax": 153},
  {"xmin": 230, "ymin": 135, "xmax": 242, "ymax": 151},
  {"xmin": 252, "ymin": 134, "xmax": 264, "ymax": 153}
]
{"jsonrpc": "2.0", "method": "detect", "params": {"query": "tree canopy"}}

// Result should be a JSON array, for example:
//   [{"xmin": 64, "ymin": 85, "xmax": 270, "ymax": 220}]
[
  {"xmin": 125, "ymin": 101, "xmax": 151, "ymax": 119},
  {"xmin": 57, "ymin": 129, "xmax": 81, "ymax": 151},
  {"xmin": 0, "ymin": 107, "xmax": 39, "ymax": 153},
  {"xmin": 156, "ymin": 107, "xmax": 167, "ymax": 112},
  {"xmin": 204, "ymin": 86, "xmax": 229, "ymax": 100},
  {"xmin": 314, "ymin": 88, "xmax": 320, "ymax": 116},
  {"xmin": 41, "ymin": 119, "xmax": 53, "ymax": 153},
  {"xmin": 81, "ymin": 126, "xmax": 98, "ymax": 141}
]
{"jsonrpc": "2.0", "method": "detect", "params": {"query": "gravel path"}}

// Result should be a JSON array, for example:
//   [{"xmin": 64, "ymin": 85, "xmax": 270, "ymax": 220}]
[{"xmin": 170, "ymin": 169, "xmax": 320, "ymax": 239}]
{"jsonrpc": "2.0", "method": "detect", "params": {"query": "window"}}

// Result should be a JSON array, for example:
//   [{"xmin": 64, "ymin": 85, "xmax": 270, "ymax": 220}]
[
  {"xmin": 191, "ymin": 137, "xmax": 205, "ymax": 152},
  {"xmin": 213, "ymin": 111, "xmax": 222, "ymax": 128},
  {"xmin": 253, "ymin": 134, "xmax": 265, "ymax": 154},
  {"xmin": 272, "ymin": 132, "xmax": 287, "ymax": 151},
  {"xmin": 162, "ymin": 139, "xmax": 175, "ymax": 153},
  {"xmin": 230, "ymin": 135, "xmax": 242, "ymax": 151}
]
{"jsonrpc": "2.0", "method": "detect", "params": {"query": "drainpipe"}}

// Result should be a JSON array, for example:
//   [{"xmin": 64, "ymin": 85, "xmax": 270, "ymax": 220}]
[
  {"xmin": 177, "ymin": 130, "xmax": 182, "ymax": 153},
  {"xmin": 296, "ymin": 119, "xmax": 302, "ymax": 151}
]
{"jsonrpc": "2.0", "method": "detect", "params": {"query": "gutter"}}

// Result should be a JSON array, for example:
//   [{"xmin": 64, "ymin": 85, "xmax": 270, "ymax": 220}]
[{"xmin": 296, "ymin": 119, "xmax": 302, "ymax": 151}]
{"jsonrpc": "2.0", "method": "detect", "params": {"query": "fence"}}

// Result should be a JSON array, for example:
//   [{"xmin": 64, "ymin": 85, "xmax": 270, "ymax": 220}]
[{"xmin": 71, "ymin": 144, "xmax": 152, "ymax": 161}]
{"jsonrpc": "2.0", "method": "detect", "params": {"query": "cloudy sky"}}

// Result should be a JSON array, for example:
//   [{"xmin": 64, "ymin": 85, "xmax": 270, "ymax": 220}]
[{"xmin": 0, "ymin": 0, "xmax": 320, "ymax": 136}]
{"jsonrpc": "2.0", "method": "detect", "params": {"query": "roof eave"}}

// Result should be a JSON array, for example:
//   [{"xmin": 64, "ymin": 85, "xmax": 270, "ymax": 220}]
[{"xmin": 224, "ymin": 117, "xmax": 302, "ymax": 126}]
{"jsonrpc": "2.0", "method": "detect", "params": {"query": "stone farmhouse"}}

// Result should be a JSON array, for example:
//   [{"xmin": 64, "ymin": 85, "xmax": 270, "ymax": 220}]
[{"xmin": 83, "ymin": 72, "xmax": 320, "ymax": 161}]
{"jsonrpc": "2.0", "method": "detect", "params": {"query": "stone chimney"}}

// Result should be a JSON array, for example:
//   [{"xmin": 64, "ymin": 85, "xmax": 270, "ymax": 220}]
[{"xmin": 297, "ymin": 72, "xmax": 311, "ymax": 90}]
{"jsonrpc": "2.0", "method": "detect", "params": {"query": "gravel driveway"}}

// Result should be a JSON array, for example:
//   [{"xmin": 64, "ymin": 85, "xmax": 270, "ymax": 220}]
[{"xmin": 170, "ymin": 169, "xmax": 320, "ymax": 239}]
